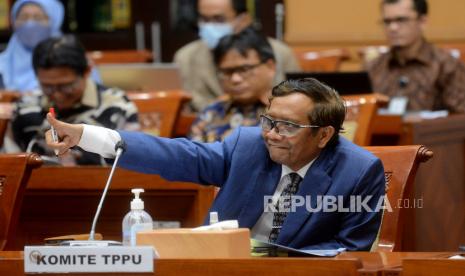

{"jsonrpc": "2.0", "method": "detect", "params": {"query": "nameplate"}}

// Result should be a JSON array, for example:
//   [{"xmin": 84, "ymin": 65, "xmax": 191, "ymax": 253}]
[{"xmin": 24, "ymin": 246, "xmax": 154, "ymax": 273}]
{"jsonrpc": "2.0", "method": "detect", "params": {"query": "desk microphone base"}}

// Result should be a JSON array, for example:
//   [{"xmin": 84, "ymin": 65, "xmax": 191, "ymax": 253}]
[{"xmin": 59, "ymin": 240, "xmax": 122, "ymax": 247}]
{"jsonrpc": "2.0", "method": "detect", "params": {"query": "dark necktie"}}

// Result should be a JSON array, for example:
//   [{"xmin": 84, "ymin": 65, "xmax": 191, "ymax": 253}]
[{"xmin": 268, "ymin": 172, "xmax": 302, "ymax": 243}]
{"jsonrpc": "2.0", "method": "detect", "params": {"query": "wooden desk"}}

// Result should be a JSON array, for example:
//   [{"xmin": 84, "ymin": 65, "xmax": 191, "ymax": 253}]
[
  {"xmin": 0, "ymin": 251, "xmax": 459, "ymax": 276},
  {"xmin": 8, "ymin": 166, "xmax": 215, "ymax": 250},
  {"xmin": 372, "ymin": 114, "xmax": 465, "ymax": 251},
  {"xmin": 403, "ymin": 258, "xmax": 465, "ymax": 276}
]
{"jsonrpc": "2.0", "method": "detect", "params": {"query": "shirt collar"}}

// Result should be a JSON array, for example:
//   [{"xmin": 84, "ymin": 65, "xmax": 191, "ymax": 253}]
[
  {"xmin": 80, "ymin": 78, "xmax": 99, "ymax": 108},
  {"xmin": 280, "ymin": 158, "xmax": 316, "ymax": 180},
  {"xmin": 388, "ymin": 39, "xmax": 432, "ymax": 66}
]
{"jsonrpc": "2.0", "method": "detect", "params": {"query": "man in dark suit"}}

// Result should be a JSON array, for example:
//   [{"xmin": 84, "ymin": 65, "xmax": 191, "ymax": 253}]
[{"xmin": 45, "ymin": 78, "xmax": 385, "ymax": 251}]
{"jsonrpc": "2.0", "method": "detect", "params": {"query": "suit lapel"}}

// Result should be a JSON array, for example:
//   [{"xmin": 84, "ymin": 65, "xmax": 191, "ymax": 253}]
[
  {"xmin": 237, "ymin": 161, "xmax": 282, "ymax": 228},
  {"xmin": 277, "ymin": 147, "xmax": 336, "ymax": 245}
]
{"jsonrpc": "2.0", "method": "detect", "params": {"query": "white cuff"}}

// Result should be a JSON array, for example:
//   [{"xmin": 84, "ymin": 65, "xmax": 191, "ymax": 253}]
[{"xmin": 78, "ymin": 125, "xmax": 121, "ymax": 158}]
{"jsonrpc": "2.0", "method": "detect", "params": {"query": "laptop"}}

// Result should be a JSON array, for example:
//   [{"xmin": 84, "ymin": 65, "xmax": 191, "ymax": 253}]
[
  {"xmin": 286, "ymin": 71, "xmax": 373, "ymax": 95},
  {"xmin": 97, "ymin": 63, "xmax": 183, "ymax": 91}
]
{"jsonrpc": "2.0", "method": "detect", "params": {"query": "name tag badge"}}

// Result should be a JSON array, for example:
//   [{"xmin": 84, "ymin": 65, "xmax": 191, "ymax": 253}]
[
  {"xmin": 24, "ymin": 246, "xmax": 155, "ymax": 273},
  {"xmin": 387, "ymin": 96, "xmax": 408, "ymax": 115}
]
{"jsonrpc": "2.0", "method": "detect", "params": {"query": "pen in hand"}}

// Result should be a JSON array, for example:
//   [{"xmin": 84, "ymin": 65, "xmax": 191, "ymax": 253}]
[{"xmin": 49, "ymin": 107, "xmax": 60, "ymax": 155}]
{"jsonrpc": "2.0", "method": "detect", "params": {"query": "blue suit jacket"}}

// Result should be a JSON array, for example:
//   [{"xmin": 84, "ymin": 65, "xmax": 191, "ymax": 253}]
[{"xmin": 118, "ymin": 127, "xmax": 385, "ymax": 251}]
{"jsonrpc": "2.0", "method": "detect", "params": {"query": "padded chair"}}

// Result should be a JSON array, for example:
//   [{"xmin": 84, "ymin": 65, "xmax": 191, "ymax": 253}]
[
  {"xmin": 128, "ymin": 90, "xmax": 192, "ymax": 137},
  {"xmin": 342, "ymin": 94, "xmax": 389, "ymax": 146},
  {"xmin": 293, "ymin": 48, "xmax": 350, "ymax": 72},
  {"xmin": 358, "ymin": 46, "xmax": 389, "ymax": 64},
  {"xmin": 439, "ymin": 43, "xmax": 465, "ymax": 63},
  {"xmin": 87, "ymin": 49, "xmax": 153, "ymax": 65},
  {"xmin": 366, "ymin": 145, "xmax": 433, "ymax": 252},
  {"xmin": 359, "ymin": 44, "xmax": 465, "ymax": 64},
  {"xmin": 0, "ymin": 153, "xmax": 42, "ymax": 250},
  {"xmin": 0, "ymin": 92, "xmax": 21, "ymax": 148}
]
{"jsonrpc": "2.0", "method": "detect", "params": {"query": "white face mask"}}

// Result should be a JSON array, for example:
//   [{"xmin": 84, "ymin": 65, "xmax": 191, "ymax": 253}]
[{"xmin": 198, "ymin": 22, "xmax": 233, "ymax": 49}]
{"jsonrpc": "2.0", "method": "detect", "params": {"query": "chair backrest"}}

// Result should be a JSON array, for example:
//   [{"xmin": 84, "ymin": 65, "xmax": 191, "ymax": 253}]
[
  {"xmin": 360, "ymin": 44, "xmax": 465, "ymax": 64},
  {"xmin": 439, "ymin": 43, "xmax": 465, "ymax": 63},
  {"xmin": 342, "ymin": 94, "xmax": 388, "ymax": 146},
  {"xmin": 0, "ymin": 153, "xmax": 42, "ymax": 250},
  {"xmin": 128, "ymin": 90, "xmax": 192, "ymax": 137},
  {"xmin": 365, "ymin": 145, "xmax": 433, "ymax": 252},
  {"xmin": 0, "ymin": 92, "xmax": 21, "ymax": 148},
  {"xmin": 87, "ymin": 49, "xmax": 153, "ymax": 65},
  {"xmin": 293, "ymin": 48, "xmax": 350, "ymax": 72}
]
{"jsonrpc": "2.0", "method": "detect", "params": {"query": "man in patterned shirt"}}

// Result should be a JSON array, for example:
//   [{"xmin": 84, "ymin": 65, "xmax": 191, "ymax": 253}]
[
  {"xmin": 174, "ymin": 0, "xmax": 299, "ymax": 112},
  {"xmin": 189, "ymin": 27, "xmax": 276, "ymax": 142},
  {"xmin": 11, "ymin": 35, "xmax": 139, "ymax": 165},
  {"xmin": 367, "ymin": 0, "xmax": 465, "ymax": 112}
]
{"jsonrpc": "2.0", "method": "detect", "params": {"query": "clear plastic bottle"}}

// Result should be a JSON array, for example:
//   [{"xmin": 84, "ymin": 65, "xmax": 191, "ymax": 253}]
[{"xmin": 122, "ymin": 188, "xmax": 153, "ymax": 246}]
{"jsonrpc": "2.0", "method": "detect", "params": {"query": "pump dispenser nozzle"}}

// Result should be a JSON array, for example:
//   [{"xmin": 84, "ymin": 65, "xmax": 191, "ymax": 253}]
[{"xmin": 131, "ymin": 188, "xmax": 145, "ymax": 210}]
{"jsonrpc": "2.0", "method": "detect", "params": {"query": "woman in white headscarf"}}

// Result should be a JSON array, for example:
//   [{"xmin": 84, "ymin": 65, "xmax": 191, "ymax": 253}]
[{"xmin": 0, "ymin": 0, "xmax": 63, "ymax": 92}]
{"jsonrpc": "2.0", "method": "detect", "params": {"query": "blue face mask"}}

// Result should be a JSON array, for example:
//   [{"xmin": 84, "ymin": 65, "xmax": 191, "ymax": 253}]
[
  {"xmin": 15, "ymin": 20, "xmax": 52, "ymax": 50},
  {"xmin": 198, "ymin": 23, "xmax": 233, "ymax": 49}
]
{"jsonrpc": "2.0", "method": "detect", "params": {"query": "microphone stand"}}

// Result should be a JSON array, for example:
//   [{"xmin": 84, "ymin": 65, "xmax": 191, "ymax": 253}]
[{"xmin": 61, "ymin": 141, "xmax": 126, "ymax": 246}]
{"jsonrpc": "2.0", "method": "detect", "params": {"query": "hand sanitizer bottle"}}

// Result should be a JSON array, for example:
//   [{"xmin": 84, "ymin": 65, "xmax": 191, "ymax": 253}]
[{"xmin": 122, "ymin": 188, "xmax": 153, "ymax": 246}]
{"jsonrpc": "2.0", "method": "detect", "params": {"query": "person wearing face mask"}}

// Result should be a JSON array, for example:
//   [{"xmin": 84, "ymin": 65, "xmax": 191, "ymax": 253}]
[
  {"xmin": 189, "ymin": 28, "xmax": 276, "ymax": 143},
  {"xmin": 0, "ymin": 0, "xmax": 63, "ymax": 93},
  {"xmin": 174, "ymin": 0, "xmax": 300, "ymax": 111}
]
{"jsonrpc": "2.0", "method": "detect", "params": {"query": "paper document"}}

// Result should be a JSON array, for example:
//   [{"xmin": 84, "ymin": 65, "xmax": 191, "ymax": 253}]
[{"xmin": 251, "ymin": 239, "xmax": 346, "ymax": 257}]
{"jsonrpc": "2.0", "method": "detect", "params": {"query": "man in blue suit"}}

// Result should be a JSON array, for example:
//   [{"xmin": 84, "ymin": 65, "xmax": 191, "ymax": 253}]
[{"xmin": 45, "ymin": 78, "xmax": 385, "ymax": 251}]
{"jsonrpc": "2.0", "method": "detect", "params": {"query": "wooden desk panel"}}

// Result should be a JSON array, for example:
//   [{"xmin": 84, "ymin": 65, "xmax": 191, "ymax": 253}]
[
  {"xmin": 0, "ymin": 251, "xmax": 459, "ymax": 276},
  {"xmin": 8, "ymin": 167, "xmax": 215, "ymax": 250},
  {"xmin": 402, "ymin": 115, "xmax": 465, "ymax": 251},
  {"xmin": 372, "ymin": 114, "xmax": 465, "ymax": 251},
  {"xmin": 403, "ymin": 258, "xmax": 465, "ymax": 276}
]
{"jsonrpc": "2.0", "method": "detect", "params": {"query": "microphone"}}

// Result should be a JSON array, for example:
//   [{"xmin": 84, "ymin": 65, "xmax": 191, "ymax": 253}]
[
  {"xmin": 61, "ymin": 140, "xmax": 126, "ymax": 246},
  {"xmin": 398, "ymin": 76, "xmax": 409, "ymax": 89}
]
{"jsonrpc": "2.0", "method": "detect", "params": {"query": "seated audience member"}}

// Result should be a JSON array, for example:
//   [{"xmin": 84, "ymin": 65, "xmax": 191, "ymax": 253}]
[
  {"xmin": 366, "ymin": 0, "xmax": 465, "ymax": 112},
  {"xmin": 190, "ymin": 28, "xmax": 276, "ymax": 142},
  {"xmin": 174, "ymin": 0, "xmax": 300, "ymax": 111},
  {"xmin": 11, "ymin": 35, "xmax": 139, "ymax": 165},
  {"xmin": 45, "ymin": 78, "xmax": 385, "ymax": 251},
  {"xmin": 0, "ymin": 0, "xmax": 64, "ymax": 92}
]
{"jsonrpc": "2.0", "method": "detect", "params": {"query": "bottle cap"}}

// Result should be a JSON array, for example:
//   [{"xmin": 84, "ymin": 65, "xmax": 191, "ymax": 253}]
[{"xmin": 131, "ymin": 188, "xmax": 144, "ymax": 210}]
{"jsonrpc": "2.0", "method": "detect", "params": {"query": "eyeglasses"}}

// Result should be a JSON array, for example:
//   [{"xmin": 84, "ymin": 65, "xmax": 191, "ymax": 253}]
[
  {"xmin": 381, "ymin": 16, "xmax": 418, "ymax": 27},
  {"xmin": 41, "ymin": 78, "xmax": 81, "ymax": 96},
  {"xmin": 217, "ymin": 63, "xmax": 263, "ymax": 80},
  {"xmin": 260, "ymin": 114, "xmax": 320, "ymax": 137}
]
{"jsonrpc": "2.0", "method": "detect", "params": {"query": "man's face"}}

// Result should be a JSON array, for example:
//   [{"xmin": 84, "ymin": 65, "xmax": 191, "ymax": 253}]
[
  {"xmin": 262, "ymin": 93, "xmax": 331, "ymax": 171},
  {"xmin": 38, "ymin": 67, "xmax": 88, "ymax": 110},
  {"xmin": 198, "ymin": 0, "xmax": 236, "ymax": 24},
  {"xmin": 218, "ymin": 49, "xmax": 275, "ymax": 105},
  {"xmin": 381, "ymin": 0, "xmax": 426, "ymax": 48}
]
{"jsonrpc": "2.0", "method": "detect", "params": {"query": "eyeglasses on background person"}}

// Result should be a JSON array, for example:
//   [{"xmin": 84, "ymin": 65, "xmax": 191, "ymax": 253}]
[{"xmin": 217, "ymin": 62, "xmax": 264, "ymax": 80}]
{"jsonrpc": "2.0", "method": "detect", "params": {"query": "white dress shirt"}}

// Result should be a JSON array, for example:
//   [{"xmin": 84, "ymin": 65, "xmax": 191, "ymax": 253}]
[
  {"xmin": 250, "ymin": 161, "xmax": 314, "ymax": 242},
  {"xmin": 78, "ymin": 125, "xmax": 120, "ymax": 157}
]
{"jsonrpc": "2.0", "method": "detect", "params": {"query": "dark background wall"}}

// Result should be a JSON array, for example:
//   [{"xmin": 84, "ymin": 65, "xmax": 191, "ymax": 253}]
[{"xmin": 0, "ymin": 0, "xmax": 284, "ymax": 62}]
